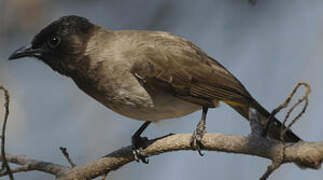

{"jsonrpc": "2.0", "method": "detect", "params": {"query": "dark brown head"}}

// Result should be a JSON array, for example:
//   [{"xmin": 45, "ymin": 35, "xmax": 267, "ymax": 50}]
[{"xmin": 9, "ymin": 15, "xmax": 96, "ymax": 75}]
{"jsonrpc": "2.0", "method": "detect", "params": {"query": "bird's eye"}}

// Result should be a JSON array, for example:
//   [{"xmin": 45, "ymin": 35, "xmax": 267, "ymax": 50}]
[{"xmin": 47, "ymin": 36, "xmax": 61, "ymax": 48}]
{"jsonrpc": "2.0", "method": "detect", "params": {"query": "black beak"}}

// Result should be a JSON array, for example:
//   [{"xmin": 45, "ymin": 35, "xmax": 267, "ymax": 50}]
[{"xmin": 8, "ymin": 45, "xmax": 41, "ymax": 60}]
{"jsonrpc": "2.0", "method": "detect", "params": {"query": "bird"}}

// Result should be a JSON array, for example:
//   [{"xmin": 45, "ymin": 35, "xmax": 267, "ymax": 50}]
[{"xmin": 9, "ymin": 15, "xmax": 301, "ymax": 162}]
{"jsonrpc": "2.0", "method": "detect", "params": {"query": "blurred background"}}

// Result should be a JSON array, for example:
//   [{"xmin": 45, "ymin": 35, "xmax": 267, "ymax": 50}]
[{"xmin": 1, "ymin": 0, "xmax": 323, "ymax": 179}]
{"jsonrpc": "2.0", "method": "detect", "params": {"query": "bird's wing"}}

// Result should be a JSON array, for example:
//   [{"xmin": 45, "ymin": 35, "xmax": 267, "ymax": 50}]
[{"xmin": 131, "ymin": 34, "xmax": 253, "ymax": 107}]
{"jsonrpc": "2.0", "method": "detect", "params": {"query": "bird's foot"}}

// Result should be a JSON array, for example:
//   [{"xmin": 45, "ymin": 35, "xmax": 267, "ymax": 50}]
[
  {"xmin": 132, "ymin": 135, "xmax": 149, "ymax": 164},
  {"xmin": 190, "ymin": 121, "xmax": 206, "ymax": 156}
]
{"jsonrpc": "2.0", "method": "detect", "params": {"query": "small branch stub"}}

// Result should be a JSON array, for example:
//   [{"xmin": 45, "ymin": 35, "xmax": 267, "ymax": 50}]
[{"xmin": 59, "ymin": 147, "xmax": 76, "ymax": 168}]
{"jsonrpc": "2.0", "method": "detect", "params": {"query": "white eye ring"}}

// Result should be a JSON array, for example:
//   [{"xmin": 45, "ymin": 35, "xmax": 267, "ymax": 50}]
[{"xmin": 48, "ymin": 36, "xmax": 61, "ymax": 48}]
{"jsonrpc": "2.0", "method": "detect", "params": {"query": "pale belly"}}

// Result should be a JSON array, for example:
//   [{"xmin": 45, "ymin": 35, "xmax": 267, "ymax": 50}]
[
  {"xmin": 106, "ymin": 91, "xmax": 202, "ymax": 122},
  {"xmin": 71, "ymin": 71, "xmax": 201, "ymax": 121}
]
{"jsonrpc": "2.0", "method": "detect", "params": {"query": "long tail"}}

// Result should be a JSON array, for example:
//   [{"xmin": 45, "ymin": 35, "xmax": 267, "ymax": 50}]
[{"xmin": 228, "ymin": 100, "xmax": 301, "ymax": 142}]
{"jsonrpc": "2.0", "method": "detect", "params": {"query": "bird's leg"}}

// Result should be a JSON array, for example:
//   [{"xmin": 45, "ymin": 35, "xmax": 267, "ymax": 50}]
[
  {"xmin": 191, "ymin": 107, "xmax": 208, "ymax": 156},
  {"xmin": 132, "ymin": 121, "xmax": 151, "ymax": 164}
]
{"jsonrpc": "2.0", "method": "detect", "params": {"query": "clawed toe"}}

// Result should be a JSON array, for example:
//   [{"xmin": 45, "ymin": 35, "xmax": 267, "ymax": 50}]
[
  {"xmin": 132, "ymin": 148, "xmax": 149, "ymax": 164},
  {"xmin": 191, "ymin": 107, "xmax": 208, "ymax": 156},
  {"xmin": 131, "ymin": 121, "xmax": 151, "ymax": 164},
  {"xmin": 190, "ymin": 129, "xmax": 205, "ymax": 156},
  {"xmin": 132, "ymin": 136, "xmax": 149, "ymax": 163}
]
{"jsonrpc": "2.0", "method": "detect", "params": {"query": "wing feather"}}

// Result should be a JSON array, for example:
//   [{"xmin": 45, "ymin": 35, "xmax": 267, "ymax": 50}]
[{"xmin": 131, "ymin": 32, "xmax": 253, "ymax": 107}]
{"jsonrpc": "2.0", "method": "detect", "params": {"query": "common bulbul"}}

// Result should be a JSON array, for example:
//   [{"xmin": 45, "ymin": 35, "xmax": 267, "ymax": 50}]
[{"xmin": 8, "ymin": 15, "xmax": 301, "ymax": 162}]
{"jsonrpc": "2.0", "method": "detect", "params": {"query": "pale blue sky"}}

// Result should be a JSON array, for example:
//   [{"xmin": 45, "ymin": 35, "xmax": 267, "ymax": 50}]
[{"xmin": 1, "ymin": 0, "xmax": 323, "ymax": 179}]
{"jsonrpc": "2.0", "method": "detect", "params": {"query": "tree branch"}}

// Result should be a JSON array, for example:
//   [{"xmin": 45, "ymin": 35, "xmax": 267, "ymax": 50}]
[
  {"xmin": 0, "ymin": 153, "xmax": 68, "ymax": 177},
  {"xmin": 0, "ymin": 83, "xmax": 321, "ymax": 180},
  {"xmin": 56, "ymin": 133, "xmax": 322, "ymax": 180},
  {"xmin": 0, "ymin": 133, "xmax": 322, "ymax": 179}
]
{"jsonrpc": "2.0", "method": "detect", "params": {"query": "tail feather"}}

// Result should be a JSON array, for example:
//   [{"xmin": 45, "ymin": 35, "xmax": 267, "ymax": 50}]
[{"xmin": 229, "ymin": 100, "xmax": 301, "ymax": 142}]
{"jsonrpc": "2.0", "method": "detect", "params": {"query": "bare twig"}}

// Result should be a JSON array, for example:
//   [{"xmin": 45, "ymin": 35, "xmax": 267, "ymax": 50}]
[
  {"xmin": 281, "ymin": 82, "xmax": 311, "ymax": 141},
  {"xmin": 0, "ymin": 86, "xmax": 13, "ymax": 180},
  {"xmin": 59, "ymin": 147, "xmax": 76, "ymax": 168},
  {"xmin": 260, "ymin": 160, "xmax": 281, "ymax": 180},
  {"xmin": 263, "ymin": 82, "xmax": 310, "ymax": 138},
  {"xmin": 0, "ymin": 165, "xmax": 32, "ymax": 176},
  {"xmin": 0, "ymin": 153, "xmax": 68, "ymax": 177},
  {"xmin": 260, "ymin": 82, "xmax": 311, "ymax": 179},
  {"xmin": 259, "ymin": 141, "xmax": 285, "ymax": 180}
]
